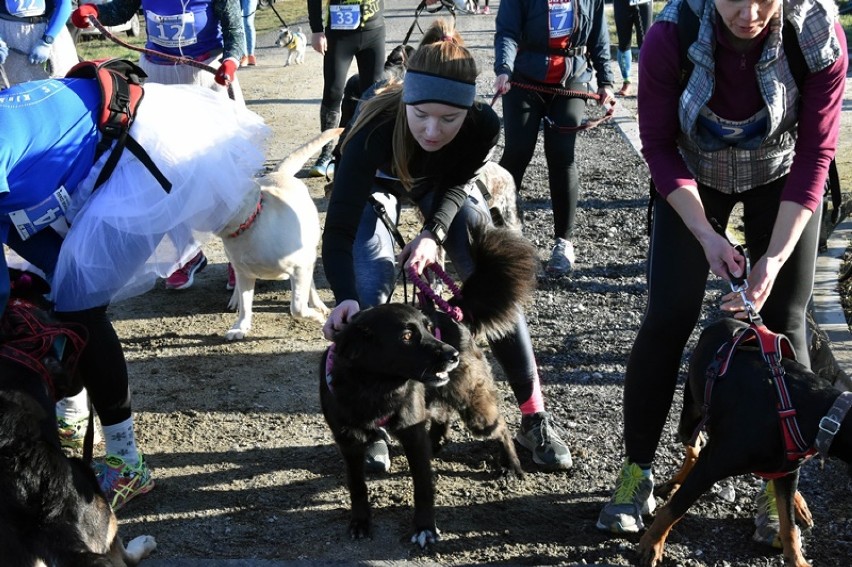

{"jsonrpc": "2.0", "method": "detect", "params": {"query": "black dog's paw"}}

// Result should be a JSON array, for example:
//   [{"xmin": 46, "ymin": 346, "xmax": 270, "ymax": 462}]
[
  {"xmin": 410, "ymin": 527, "xmax": 441, "ymax": 549},
  {"xmin": 349, "ymin": 518, "xmax": 372, "ymax": 540}
]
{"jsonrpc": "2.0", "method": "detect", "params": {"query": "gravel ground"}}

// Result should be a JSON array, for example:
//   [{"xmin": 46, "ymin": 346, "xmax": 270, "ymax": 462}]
[{"xmin": 87, "ymin": 2, "xmax": 852, "ymax": 565}]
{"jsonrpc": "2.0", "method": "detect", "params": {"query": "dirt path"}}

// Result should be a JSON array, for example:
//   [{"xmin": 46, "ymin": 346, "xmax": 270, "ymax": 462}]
[{"xmin": 100, "ymin": 3, "xmax": 852, "ymax": 565}]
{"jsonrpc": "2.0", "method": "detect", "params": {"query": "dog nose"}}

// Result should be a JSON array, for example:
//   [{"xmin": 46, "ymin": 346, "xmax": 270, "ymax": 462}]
[{"xmin": 444, "ymin": 347, "xmax": 459, "ymax": 365}]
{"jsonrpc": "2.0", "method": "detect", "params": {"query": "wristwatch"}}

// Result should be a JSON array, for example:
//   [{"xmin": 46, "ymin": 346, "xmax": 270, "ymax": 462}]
[
  {"xmin": 41, "ymin": 34, "xmax": 55, "ymax": 45},
  {"xmin": 421, "ymin": 220, "xmax": 447, "ymax": 245}
]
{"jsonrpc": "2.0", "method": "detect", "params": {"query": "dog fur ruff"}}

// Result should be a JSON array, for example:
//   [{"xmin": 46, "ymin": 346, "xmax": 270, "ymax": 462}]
[
  {"xmin": 638, "ymin": 317, "xmax": 852, "ymax": 567},
  {"xmin": 319, "ymin": 225, "xmax": 538, "ymax": 548},
  {"xmin": 217, "ymin": 128, "xmax": 342, "ymax": 341},
  {"xmin": 0, "ymin": 297, "xmax": 157, "ymax": 565}
]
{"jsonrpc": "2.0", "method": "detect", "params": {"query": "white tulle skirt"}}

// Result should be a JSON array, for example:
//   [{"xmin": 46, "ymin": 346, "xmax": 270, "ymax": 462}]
[{"xmin": 52, "ymin": 83, "xmax": 268, "ymax": 311}]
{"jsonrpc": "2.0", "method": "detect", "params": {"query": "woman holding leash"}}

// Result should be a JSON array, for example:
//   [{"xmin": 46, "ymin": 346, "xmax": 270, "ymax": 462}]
[
  {"xmin": 0, "ymin": 0, "xmax": 78, "ymax": 83},
  {"xmin": 72, "ymin": 0, "xmax": 247, "ymax": 292},
  {"xmin": 493, "ymin": 0, "xmax": 615, "ymax": 275},
  {"xmin": 322, "ymin": 18, "xmax": 573, "ymax": 474},
  {"xmin": 597, "ymin": 0, "xmax": 847, "ymax": 549},
  {"xmin": 0, "ymin": 73, "xmax": 267, "ymax": 510}
]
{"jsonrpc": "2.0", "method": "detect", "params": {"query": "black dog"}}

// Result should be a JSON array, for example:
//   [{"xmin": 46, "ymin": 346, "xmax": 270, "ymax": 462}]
[
  {"xmin": 0, "ymin": 277, "xmax": 157, "ymax": 566},
  {"xmin": 638, "ymin": 317, "xmax": 852, "ymax": 567},
  {"xmin": 320, "ymin": 226, "xmax": 536, "ymax": 547}
]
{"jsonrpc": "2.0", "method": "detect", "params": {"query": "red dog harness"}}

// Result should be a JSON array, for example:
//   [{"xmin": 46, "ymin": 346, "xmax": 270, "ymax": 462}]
[{"xmin": 691, "ymin": 322, "xmax": 816, "ymax": 477}]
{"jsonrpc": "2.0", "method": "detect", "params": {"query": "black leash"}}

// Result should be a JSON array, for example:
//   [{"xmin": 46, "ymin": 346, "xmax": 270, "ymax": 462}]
[
  {"xmin": 368, "ymin": 195, "xmax": 412, "ymax": 304},
  {"xmin": 267, "ymin": 1, "xmax": 289, "ymax": 27}
]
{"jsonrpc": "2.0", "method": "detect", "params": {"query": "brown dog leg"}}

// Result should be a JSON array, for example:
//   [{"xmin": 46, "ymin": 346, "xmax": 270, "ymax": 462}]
[
  {"xmin": 774, "ymin": 474, "xmax": 811, "ymax": 567},
  {"xmin": 793, "ymin": 490, "xmax": 813, "ymax": 529},
  {"xmin": 655, "ymin": 433, "xmax": 705, "ymax": 501},
  {"xmin": 637, "ymin": 505, "xmax": 679, "ymax": 567}
]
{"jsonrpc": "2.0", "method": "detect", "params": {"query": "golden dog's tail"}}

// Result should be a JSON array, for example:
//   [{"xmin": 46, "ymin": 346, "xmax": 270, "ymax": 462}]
[
  {"xmin": 272, "ymin": 128, "xmax": 344, "ymax": 178},
  {"xmin": 453, "ymin": 225, "xmax": 539, "ymax": 339}
]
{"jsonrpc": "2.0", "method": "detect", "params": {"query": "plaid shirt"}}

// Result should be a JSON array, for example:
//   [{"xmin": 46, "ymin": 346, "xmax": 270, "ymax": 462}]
[{"xmin": 658, "ymin": 0, "xmax": 841, "ymax": 193}]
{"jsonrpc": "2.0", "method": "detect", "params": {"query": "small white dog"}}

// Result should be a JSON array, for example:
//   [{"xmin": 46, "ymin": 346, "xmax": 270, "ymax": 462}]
[
  {"xmin": 217, "ymin": 128, "xmax": 342, "ymax": 341},
  {"xmin": 274, "ymin": 26, "xmax": 307, "ymax": 67}
]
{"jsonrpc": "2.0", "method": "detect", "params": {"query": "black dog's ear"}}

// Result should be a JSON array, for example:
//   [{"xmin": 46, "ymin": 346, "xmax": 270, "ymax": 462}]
[{"xmin": 333, "ymin": 314, "xmax": 373, "ymax": 363}]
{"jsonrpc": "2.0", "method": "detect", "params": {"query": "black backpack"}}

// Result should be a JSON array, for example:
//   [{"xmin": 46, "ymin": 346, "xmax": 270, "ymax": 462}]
[{"xmin": 677, "ymin": 3, "xmax": 847, "ymax": 250}]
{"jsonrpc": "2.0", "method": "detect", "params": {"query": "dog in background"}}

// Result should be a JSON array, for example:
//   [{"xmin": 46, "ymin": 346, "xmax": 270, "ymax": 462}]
[
  {"xmin": 638, "ymin": 317, "xmax": 852, "ymax": 567},
  {"xmin": 217, "ymin": 129, "xmax": 342, "ymax": 341},
  {"xmin": 0, "ymin": 277, "xmax": 157, "ymax": 565},
  {"xmin": 274, "ymin": 26, "xmax": 307, "ymax": 66},
  {"xmin": 320, "ymin": 225, "xmax": 536, "ymax": 547}
]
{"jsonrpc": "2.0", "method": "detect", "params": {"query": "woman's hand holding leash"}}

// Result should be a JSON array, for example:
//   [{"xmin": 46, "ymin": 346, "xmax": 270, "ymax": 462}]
[
  {"xmin": 494, "ymin": 74, "xmax": 511, "ymax": 95},
  {"xmin": 400, "ymin": 231, "xmax": 441, "ymax": 276},
  {"xmin": 597, "ymin": 86, "xmax": 615, "ymax": 107},
  {"xmin": 323, "ymin": 299, "xmax": 360, "ymax": 341},
  {"xmin": 214, "ymin": 59, "xmax": 238, "ymax": 86},
  {"xmin": 71, "ymin": 4, "xmax": 99, "ymax": 29}
]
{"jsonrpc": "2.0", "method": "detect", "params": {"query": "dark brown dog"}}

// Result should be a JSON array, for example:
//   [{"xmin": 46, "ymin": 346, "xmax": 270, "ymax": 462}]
[
  {"xmin": 638, "ymin": 317, "xmax": 852, "ymax": 567},
  {"xmin": 0, "ymin": 281, "xmax": 156, "ymax": 566},
  {"xmin": 320, "ymin": 226, "xmax": 537, "ymax": 547}
]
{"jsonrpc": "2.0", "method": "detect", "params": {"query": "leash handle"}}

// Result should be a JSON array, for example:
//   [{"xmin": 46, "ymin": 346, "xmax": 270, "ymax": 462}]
[{"xmin": 406, "ymin": 264, "xmax": 464, "ymax": 322}]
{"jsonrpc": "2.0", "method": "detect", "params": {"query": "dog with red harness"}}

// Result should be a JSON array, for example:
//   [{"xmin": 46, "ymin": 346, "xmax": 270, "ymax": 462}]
[
  {"xmin": 0, "ymin": 272, "xmax": 157, "ymax": 565},
  {"xmin": 638, "ymin": 315, "xmax": 852, "ymax": 567}
]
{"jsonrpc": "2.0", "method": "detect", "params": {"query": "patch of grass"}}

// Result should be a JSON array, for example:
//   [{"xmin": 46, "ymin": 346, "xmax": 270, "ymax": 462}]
[{"xmin": 73, "ymin": 2, "xmax": 309, "ymax": 62}]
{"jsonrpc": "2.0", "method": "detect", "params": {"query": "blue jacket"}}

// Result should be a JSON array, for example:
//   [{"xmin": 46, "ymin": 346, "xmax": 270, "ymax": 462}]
[{"xmin": 494, "ymin": 0, "xmax": 614, "ymax": 87}]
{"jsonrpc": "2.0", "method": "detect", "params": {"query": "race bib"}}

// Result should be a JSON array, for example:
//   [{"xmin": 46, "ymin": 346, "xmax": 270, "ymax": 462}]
[
  {"xmin": 9, "ymin": 186, "xmax": 71, "ymax": 241},
  {"xmin": 548, "ymin": 0, "xmax": 574, "ymax": 40},
  {"xmin": 5, "ymin": 0, "xmax": 46, "ymax": 18},
  {"xmin": 329, "ymin": 5, "xmax": 361, "ymax": 30},
  {"xmin": 146, "ymin": 10, "xmax": 198, "ymax": 48}
]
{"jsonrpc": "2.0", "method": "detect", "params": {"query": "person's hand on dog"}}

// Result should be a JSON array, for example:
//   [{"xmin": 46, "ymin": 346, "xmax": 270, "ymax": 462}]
[
  {"xmin": 214, "ymin": 58, "xmax": 238, "ymax": 86},
  {"xmin": 400, "ymin": 232, "xmax": 440, "ymax": 276},
  {"xmin": 311, "ymin": 32, "xmax": 327, "ymax": 55},
  {"xmin": 323, "ymin": 299, "xmax": 360, "ymax": 341},
  {"xmin": 0, "ymin": 38, "xmax": 8, "ymax": 65},
  {"xmin": 71, "ymin": 4, "xmax": 99, "ymax": 28},
  {"xmin": 494, "ymin": 73, "xmax": 511, "ymax": 95}
]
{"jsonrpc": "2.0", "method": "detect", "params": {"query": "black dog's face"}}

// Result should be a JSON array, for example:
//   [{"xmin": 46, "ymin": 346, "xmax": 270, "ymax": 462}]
[{"xmin": 334, "ymin": 304, "xmax": 460, "ymax": 387}]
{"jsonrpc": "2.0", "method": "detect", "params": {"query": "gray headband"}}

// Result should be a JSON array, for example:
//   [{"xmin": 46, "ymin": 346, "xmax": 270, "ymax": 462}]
[{"xmin": 402, "ymin": 70, "xmax": 476, "ymax": 109}]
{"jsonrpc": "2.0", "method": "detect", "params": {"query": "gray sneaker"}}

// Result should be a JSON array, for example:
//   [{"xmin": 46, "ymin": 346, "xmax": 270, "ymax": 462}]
[
  {"xmin": 596, "ymin": 460, "xmax": 656, "ymax": 533},
  {"xmin": 547, "ymin": 238, "xmax": 575, "ymax": 275},
  {"xmin": 364, "ymin": 431, "xmax": 390, "ymax": 474},
  {"xmin": 514, "ymin": 412, "xmax": 573, "ymax": 470}
]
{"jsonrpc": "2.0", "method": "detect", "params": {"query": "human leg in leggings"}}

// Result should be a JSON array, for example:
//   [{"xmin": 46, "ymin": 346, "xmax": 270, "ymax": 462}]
[
  {"xmin": 5, "ymin": 227, "xmax": 132, "ymax": 428},
  {"xmin": 499, "ymin": 85, "xmax": 545, "ymax": 196},
  {"xmin": 623, "ymin": 178, "xmax": 820, "ymax": 466},
  {"xmin": 319, "ymin": 28, "xmax": 386, "ymax": 154},
  {"xmin": 542, "ymin": 91, "xmax": 585, "ymax": 242}
]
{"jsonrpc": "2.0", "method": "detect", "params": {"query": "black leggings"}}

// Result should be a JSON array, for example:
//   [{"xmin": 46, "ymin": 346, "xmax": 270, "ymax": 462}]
[
  {"xmin": 613, "ymin": 0, "xmax": 652, "ymax": 51},
  {"xmin": 499, "ymin": 84, "xmax": 586, "ymax": 241},
  {"xmin": 6, "ymin": 227, "xmax": 132, "ymax": 426},
  {"xmin": 321, "ymin": 26, "xmax": 386, "ymax": 128},
  {"xmin": 623, "ymin": 178, "xmax": 821, "ymax": 465}
]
